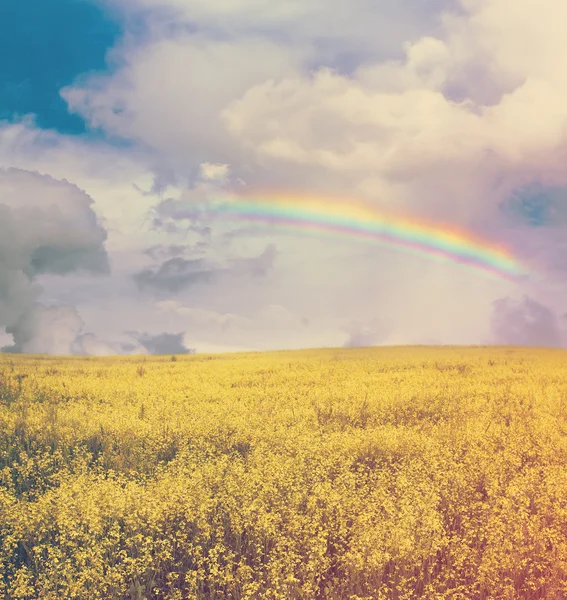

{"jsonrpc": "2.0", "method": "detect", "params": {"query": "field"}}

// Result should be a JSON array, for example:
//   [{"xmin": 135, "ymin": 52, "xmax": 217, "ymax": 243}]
[{"xmin": 1, "ymin": 346, "xmax": 567, "ymax": 599}]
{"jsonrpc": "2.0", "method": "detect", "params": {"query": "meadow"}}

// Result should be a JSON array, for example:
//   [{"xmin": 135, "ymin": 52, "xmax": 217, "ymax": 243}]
[{"xmin": 1, "ymin": 345, "xmax": 567, "ymax": 599}]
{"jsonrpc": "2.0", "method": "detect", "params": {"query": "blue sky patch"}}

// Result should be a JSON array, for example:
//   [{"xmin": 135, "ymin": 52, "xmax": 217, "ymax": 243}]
[
  {"xmin": 0, "ymin": 0, "xmax": 122, "ymax": 135},
  {"xmin": 500, "ymin": 182, "xmax": 567, "ymax": 227}
]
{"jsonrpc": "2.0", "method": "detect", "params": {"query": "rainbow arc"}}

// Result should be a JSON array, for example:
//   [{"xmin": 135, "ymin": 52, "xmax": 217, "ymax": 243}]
[{"xmin": 208, "ymin": 191, "xmax": 528, "ymax": 282}]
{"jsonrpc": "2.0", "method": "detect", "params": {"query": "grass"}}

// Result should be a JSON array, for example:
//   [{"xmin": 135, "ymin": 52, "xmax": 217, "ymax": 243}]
[{"xmin": 1, "ymin": 345, "xmax": 567, "ymax": 599}]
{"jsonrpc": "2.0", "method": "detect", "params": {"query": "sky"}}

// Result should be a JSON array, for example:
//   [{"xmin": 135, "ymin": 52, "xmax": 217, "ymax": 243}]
[{"xmin": 1, "ymin": 0, "xmax": 567, "ymax": 355}]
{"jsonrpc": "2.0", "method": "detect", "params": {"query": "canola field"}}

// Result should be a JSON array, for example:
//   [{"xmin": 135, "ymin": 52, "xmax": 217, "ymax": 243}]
[{"xmin": 1, "ymin": 345, "xmax": 567, "ymax": 600}]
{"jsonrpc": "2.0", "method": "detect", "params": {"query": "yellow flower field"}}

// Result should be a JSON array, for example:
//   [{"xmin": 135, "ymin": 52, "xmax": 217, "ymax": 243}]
[{"xmin": 1, "ymin": 346, "xmax": 567, "ymax": 599}]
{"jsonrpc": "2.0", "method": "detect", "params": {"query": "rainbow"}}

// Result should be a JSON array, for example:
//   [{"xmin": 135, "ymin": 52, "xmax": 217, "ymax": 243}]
[{"xmin": 207, "ymin": 191, "xmax": 528, "ymax": 282}]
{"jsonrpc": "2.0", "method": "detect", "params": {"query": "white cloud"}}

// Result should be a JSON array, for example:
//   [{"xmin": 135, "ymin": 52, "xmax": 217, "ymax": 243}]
[
  {"xmin": 62, "ymin": 36, "xmax": 307, "ymax": 176},
  {"xmin": 103, "ymin": 0, "xmax": 449, "ymax": 59},
  {"xmin": 199, "ymin": 162, "xmax": 230, "ymax": 182}
]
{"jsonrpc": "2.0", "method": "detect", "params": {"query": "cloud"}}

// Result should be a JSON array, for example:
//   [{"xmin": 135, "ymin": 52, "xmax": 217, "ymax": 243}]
[
  {"xmin": 343, "ymin": 318, "xmax": 389, "ymax": 348},
  {"xmin": 0, "ymin": 168, "xmax": 109, "ymax": 277},
  {"xmin": 199, "ymin": 162, "xmax": 230, "ymax": 182},
  {"xmin": 0, "ymin": 167, "xmax": 110, "ymax": 353},
  {"xmin": 151, "ymin": 203, "xmax": 211, "ymax": 235},
  {"xmin": 62, "ymin": 36, "xmax": 306, "ymax": 175},
  {"xmin": 71, "ymin": 329, "xmax": 193, "ymax": 357},
  {"xmin": 230, "ymin": 243, "xmax": 276, "ymax": 278},
  {"xmin": 2, "ymin": 304, "xmax": 84, "ymax": 355},
  {"xmin": 72, "ymin": 332, "xmax": 149, "ymax": 356},
  {"xmin": 101, "ymin": 0, "xmax": 448, "ymax": 62},
  {"xmin": 133, "ymin": 257, "xmax": 217, "ymax": 293},
  {"xmin": 127, "ymin": 330, "xmax": 195, "ymax": 354},
  {"xmin": 133, "ymin": 243, "xmax": 276, "ymax": 294},
  {"xmin": 62, "ymin": 0, "xmax": 451, "ymax": 189},
  {"xmin": 490, "ymin": 295, "xmax": 563, "ymax": 348},
  {"xmin": 143, "ymin": 244, "xmax": 195, "ymax": 261}
]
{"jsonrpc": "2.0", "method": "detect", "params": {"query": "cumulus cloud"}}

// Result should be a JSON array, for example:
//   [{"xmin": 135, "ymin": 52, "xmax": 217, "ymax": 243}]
[
  {"xmin": 62, "ymin": 37, "xmax": 306, "ymax": 176},
  {"xmin": 0, "ymin": 168, "xmax": 110, "ymax": 354},
  {"xmin": 2, "ymin": 304, "xmax": 84, "ymax": 355},
  {"xmin": 490, "ymin": 295, "xmax": 563, "ymax": 348}
]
